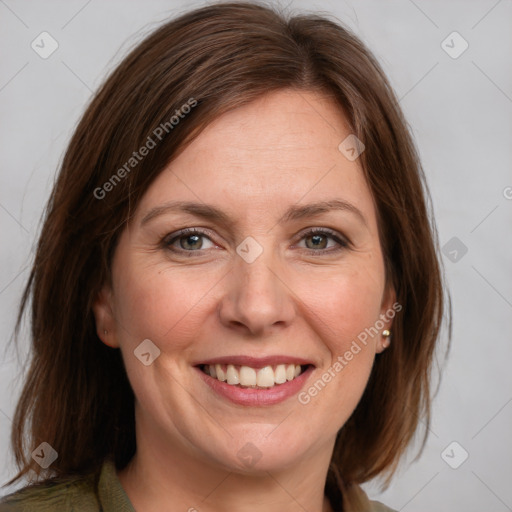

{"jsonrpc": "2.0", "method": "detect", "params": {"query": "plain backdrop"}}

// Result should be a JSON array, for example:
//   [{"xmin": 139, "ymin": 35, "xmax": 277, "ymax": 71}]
[{"xmin": 1, "ymin": 0, "xmax": 511, "ymax": 510}]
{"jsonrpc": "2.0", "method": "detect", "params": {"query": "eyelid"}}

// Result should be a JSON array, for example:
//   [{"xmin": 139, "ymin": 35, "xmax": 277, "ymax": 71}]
[
  {"xmin": 293, "ymin": 227, "xmax": 350, "ymax": 252},
  {"xmin": 163, "ymin": 227, "xmax": 218, "ymax": 248},
  {"xmin": 294, "ymin": 226, "xmax": 348, "ymax": 243}
]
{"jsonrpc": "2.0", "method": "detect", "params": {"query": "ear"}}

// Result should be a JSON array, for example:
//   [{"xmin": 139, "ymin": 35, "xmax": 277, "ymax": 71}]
[
  {"xmin": 92, "ymin": 285, "xmax": 119, "ymax": 348},
  {"xmin": 375, "ymin": 281, "xmax": 398, "ymax": 354}
]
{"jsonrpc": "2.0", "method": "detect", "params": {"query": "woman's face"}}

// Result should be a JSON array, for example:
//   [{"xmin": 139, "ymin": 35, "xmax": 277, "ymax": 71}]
[{"xmin": 94, "ymin": 89, "xmax": 395, "ymax": 473}]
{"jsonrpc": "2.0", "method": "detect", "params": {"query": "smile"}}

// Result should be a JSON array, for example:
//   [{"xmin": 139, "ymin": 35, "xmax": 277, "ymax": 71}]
[
  {"xmin": 194, "ymin": 356, "xmax": 315, "ymax": 406},
  {"xmin": 199, "ymin": 363, "xmax": 308, "ymax": 389}
]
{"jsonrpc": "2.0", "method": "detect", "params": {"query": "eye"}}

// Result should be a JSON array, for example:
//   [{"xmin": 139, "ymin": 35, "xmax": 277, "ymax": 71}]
[
  {"xmin": 296, "ymin": 228, "xmax": 348, "ymax": 254},
  {"xmin": 163, "ymin": 227, "xmax": 349, "ymax": 257},
  {"xmin": 163, "ymin": 228, "xmax": 216, "ymax": 254}
]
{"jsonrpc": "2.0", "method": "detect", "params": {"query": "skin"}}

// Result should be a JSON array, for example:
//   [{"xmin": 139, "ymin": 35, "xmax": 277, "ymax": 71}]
[{"xmin": 93, "ymin": 89, "xmax": 395, "ymax": 512}]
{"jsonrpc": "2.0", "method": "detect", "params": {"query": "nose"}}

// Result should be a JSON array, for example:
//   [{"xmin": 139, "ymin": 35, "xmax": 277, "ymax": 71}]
[{"xmin": 218, "ymin": 248, "xmax": 296, "ymax": 337}]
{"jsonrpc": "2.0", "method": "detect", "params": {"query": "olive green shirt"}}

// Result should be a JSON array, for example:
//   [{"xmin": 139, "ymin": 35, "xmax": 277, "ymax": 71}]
[{"xmin": 0, "ymin": 459, "xmax": 396, "ymax": 511}]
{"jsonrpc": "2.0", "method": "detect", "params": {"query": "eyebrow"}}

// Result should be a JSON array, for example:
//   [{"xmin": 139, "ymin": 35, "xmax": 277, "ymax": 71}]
[{"xmin": 140, "ymin": 199, "xmax": 368, "ymax": 228}]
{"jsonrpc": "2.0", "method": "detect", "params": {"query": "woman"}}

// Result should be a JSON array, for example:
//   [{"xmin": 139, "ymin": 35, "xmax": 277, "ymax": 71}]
[{"xmin": 0, "ymin": 2, "xmax": 449, "ymax": 511}]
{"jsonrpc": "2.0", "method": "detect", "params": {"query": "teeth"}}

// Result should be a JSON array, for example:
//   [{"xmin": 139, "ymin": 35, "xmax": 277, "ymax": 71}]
[
  {"xmin": 256, "ymin": 366, "xmax": 274, "ymax": 388},
  {"xmin": 274, "ymin": 364, "xmax": 287, "ymax": 384},
  {"xmin": 226, "ymin": 364, "xmax": 239, "ymax": 385},
  {"xmin": 286, "ymin": 364, "xmax": 295, "ymax": 381},
  {"xmin": 239, "ymin": 366, "xmax": 257, "ymax": 386},
  {"xmin": 215, "ymin": 364, "xmax": 226, "ymax": 382},
  {"xmin": 204, "ymin": 363, "xmax": 306, "ymax": 388}
]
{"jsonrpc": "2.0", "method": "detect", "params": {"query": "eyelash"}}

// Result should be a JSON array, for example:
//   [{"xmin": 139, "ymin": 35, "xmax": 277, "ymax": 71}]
[{"xmin": 162, "ymin": 227, "xmax": 349, "ymax": 257}]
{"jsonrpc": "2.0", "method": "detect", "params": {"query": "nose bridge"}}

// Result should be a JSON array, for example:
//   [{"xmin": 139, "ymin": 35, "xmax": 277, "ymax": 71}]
[{"xmin": 238, "ymin": 248, "xmax": 278, "ymax": 295}]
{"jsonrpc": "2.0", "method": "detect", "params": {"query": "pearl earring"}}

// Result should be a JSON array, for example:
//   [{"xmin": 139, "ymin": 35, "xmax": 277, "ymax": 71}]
[{"xmin": 382, "ymin": 329, "xmax": 391, "ymax": 349}]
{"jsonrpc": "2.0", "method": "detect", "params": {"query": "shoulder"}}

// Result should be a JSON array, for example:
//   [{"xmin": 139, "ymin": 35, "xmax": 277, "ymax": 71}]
[
  {"xmin": 0, "ymin": 473, "xmax": 99, "ymax": 512},
  {"xmin": 367, "ymin": 498, "xmax": 397, "ymax": 512},
  {"xmin": 340, "ymin": 481, "xmax": 397, "ymax": 512}
]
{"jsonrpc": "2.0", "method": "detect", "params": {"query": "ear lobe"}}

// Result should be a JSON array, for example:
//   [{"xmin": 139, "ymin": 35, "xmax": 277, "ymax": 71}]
[
  {"xmin": 375, "ymin": 283, "xmax": 398, "ymax": 354},
  {"xmin": 92, "ymin": 286, "xmax": 119, "ymax": 348}
]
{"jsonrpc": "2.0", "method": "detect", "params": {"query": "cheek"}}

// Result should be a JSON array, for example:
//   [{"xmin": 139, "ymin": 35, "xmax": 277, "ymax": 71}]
[
  {"xmin": 292, "ymin": 263, "xmax": 383, "ymax": 414},
  {"xmin": 296, "ymin": 262, "xmax": 385, "ymax": 349},
  {"xmin": 112, "ymin": 257, "xmax": 221, "ymax": 351}
]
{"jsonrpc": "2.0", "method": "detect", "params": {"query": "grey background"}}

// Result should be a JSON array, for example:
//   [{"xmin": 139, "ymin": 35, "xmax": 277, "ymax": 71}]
[{"xmin": 1, "ymin": 0, "xmax": 511, "ymax": 510}]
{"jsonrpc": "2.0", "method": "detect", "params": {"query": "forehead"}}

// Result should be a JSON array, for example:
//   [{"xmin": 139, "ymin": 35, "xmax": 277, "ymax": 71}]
[{"xmin": 135, "ymin": 89, "xmax": 377, "ymax": 228}]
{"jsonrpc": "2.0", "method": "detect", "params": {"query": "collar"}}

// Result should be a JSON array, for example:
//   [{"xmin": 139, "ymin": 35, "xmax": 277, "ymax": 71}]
[
  {"xmin": 98, "ymin": 459, "xmax": 135, "ymax": 512},
  {"xmin": 97, "ymin": 458, "xmax": 375, "ymax": 512}
]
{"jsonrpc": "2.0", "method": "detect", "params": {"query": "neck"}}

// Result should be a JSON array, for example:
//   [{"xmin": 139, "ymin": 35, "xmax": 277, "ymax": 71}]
[{"xmin": 117, "ymin": 406, "xmax": 335, "ymax": 512}]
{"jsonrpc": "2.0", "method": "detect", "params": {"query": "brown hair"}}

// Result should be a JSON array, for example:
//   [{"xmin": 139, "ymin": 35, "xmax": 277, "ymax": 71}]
[{"xmin": 5, "ymin": 0, "xmax": 450, "ymax": 495}]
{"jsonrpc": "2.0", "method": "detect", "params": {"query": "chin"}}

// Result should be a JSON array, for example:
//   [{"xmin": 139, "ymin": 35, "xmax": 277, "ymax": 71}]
[{"xmin": 204, "ymin": 433, "xmax": 312, "ymax": 475}]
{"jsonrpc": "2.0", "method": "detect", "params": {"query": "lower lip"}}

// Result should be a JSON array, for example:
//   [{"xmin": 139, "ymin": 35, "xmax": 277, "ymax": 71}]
[{"xmin": 195, "ymin": 366, "xmax": 314, "ymax": 406}]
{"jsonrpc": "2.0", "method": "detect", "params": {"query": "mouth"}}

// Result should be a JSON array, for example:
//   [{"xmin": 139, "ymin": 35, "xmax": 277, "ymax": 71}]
[
  {"xmin": 193, "ymin": 356, "xmax": 315, "ymax": 406},
  {"xmin": 197, "ymin": 363, "xmax": 312, "ymax": 389}
]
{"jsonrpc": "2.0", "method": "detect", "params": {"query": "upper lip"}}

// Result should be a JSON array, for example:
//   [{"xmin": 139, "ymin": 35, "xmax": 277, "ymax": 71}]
[{"xmin": 194, "ymin": 355, "xmax": 315, "ymax": 369}]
